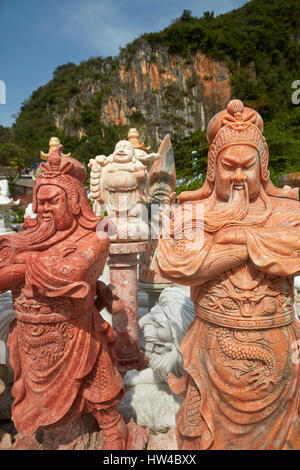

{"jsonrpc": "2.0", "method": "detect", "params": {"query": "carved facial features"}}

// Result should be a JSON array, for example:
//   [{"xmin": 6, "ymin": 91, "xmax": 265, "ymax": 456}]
[
  {"xmin": 140, "ymin": 307, "xmax": 173, "ymax": 350},
  {"xmin": 140, "ymin": 307, "xmax": 183, "ymax": 382},
  {"xmin": 215, "ymin": 145, "xmax": 260, "ymax": 202},
  {"xmin": 113, "ymin": 140, "xmax": 135, "ymax": 163},
  {"xmin": 37, "ymin": 185, "xmax": 73, "ymax": 231}
]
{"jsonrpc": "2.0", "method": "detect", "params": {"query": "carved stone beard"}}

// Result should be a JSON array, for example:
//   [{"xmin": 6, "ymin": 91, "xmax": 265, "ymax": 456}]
[
  {"xmin": 25, "ymin": 218, "xmax": 57, "ymax": 246},
  {"xmin": 204, "ymin": 181, "xmax": 272, "ymax": 234},
  {"xmin": 1, "ymin": 217, "xmax": 77, "ymax": 255},
  {"xmin": 209, "ymin": 181, "xmax": 250, "ymax": 222},
  {"xmin": 150, "ymin": 345, "xmax": 184, "ymax": 383}
]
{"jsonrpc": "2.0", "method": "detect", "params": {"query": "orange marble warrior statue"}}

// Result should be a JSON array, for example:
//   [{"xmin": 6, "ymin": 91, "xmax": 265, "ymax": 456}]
[
  {"xmin": 0, "ymin": 146, "xmax": 128, "ymax": 449},
  {"xmin": 156, "ymin": 99, "xmax": 300, "ymax": 450}
]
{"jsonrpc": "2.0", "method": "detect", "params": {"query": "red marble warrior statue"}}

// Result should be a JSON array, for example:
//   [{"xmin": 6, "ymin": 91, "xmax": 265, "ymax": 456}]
[
  {"xmin": 156, "ymin": 99, "xmax": 300, "ymax": 450},
  {"xmin": 0, "ymin": 146, "xmax": 128, "ymax": 449}
]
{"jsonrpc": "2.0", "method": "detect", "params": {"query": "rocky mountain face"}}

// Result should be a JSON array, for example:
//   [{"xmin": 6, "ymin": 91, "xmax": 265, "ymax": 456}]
[
  {"xmin": 54, "ymin": 40, "xmax": 231, "ymax": 142},
  {"xmin": 2, "ymin": 0, "xmax": 300, "ymax": 192}
]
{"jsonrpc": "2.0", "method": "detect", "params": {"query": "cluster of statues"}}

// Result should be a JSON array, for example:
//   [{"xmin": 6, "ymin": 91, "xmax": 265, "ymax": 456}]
[{"xmin": 1, "ymin": 99, "xmax": 300, "ymax": 450}]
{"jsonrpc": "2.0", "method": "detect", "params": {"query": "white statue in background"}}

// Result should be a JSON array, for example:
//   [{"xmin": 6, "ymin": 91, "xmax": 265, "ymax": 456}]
[
  {"xmin": 0, "ymin": 180, "xmax": 10, "ymax": 201},
  {"xmin": 119, "ymin": 287, "xmax": 194, "ymax": 432},
  {"xmin": 24, "ymin": 203, "xmax": 37, "ymax": 220},
  {"xmin": 0, "ymin": 292, "xmax": 14, "ymax": 366},
  {"xmin": 294, "ymin": 276, "xmax": 300, "ymax": 320},
  {"xmin": 0, "ymin": 180, "xmax": 19, "ymax": 207},
  {"xmin": 0, "ymin": 181, "xmax": 17, "ymax": 362},
  {"xmin": 0, "ymin": 291, "xmax": 14, "ymax": 419},
  {"xmin": 89, "ymin": 139, "xmax": 160, "ymax": 241},
  {"xmin": 137, "ymin": 287, "xmax": 194, "ymax": 383},
  {"xmin": 0, "ymin": 180, "xmax": 19, "ymax": 236}
]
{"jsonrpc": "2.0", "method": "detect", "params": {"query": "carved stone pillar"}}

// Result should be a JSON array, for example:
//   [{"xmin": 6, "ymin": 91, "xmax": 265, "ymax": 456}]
[{"xmin": 108, "ymin": 241, "xmax": 148, "ymax": 373}]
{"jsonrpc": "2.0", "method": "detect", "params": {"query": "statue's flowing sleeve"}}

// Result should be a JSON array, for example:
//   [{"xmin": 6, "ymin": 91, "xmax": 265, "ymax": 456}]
[
  {"xmin": 156, "ymin": 237, "xmax": 214, "ymax": 286},
  {"xmin": 0, "ymin": 241, "xmax": 25, "ymax": 293},
  {"xmin": 23, "ymin": 234, "xmax": 108, "ymax": 298},
  {"xmin": 156, "ymin": 203, "xmax": 213, "ymax": 285},
  {"xmin": 246, "ymin": 210, "xmax": 300, "ymax": 276}
]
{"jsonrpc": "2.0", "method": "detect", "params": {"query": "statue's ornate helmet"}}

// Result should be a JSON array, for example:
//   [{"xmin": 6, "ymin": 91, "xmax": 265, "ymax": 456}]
[
  {"xmin": 32, "ymin": 145, "xmax": 86, "ymax": 216},
  {"xmin": 206, "ymin": 99, "xmax": 269, "ymax": 182}
]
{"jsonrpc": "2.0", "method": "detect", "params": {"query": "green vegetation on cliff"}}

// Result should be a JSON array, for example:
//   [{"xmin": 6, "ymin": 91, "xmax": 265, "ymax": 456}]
[
  {"xmin": 141, "ymin": 0, "xmax": 300, "ymax": 191},
  {"xmin": 1, "ymin": 0, "xmax": 300, "ymax": 192},
  {"xmin": 143, "ymin": 1, "xmax": 300, "ymax": 119}
]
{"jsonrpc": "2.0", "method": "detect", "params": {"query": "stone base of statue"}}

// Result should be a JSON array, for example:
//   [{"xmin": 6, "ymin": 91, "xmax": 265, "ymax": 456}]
[
  {"xmin": 147, "ymin": 428, "xmax": 178, "ymax": 450},
  {"xmin": 108, "ymin": 241, "xmax": 148, "ymax": 374},
  {"xmin": 12, "ymin": 414, "xmax": 102, "ymax": 450},
  {"xmin": 11, "ymin": 414, "xmax": 148, "ymax": 450},
  {"xmin": 120, "ymin": 369, "xmax": 182, "ymax": 434}
]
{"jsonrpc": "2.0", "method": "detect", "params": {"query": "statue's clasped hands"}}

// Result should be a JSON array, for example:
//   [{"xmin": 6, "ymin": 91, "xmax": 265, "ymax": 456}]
[{"xmin": 214, "ymin": 227, "xmax": 247, "ymax": 245}]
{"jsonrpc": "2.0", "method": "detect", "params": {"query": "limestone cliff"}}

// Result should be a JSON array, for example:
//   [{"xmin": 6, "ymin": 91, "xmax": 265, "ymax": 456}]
[
  {"xmin": 4, "ymin": 0, "xmax": 300, "ymax": 185},
  {"xmin": 54, "ymin": 40, "xmax": 231, "ymax": 141}
]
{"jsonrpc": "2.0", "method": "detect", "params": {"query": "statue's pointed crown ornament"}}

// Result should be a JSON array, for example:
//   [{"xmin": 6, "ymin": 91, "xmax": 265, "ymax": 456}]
[
  {"xmin": 40, "ymin": 137, "xmax": 71, "ymax": 161},
  {"xmin": 39, "ymin": 145, "xmax": 86, "ymax": 182}
]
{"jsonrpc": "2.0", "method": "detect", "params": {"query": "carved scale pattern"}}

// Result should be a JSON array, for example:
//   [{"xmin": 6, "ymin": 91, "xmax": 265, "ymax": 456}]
[
  {"xmin": 216, "ymin": 327, "xmax": 275, "ymax": 377},
  {"xmin": 185, "ymin": 379, "xmax": 203, "ymax": 426},
  {"xmin": 18, "ymin": 321, "xmax": 74, "ymax": 370},
  {"xmin": 85, "ymin": 346, "xmax": 110, "ymax": 393}
]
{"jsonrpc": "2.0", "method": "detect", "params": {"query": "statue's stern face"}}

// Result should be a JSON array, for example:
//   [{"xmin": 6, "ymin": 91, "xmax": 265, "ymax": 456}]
[
  {"xmin": 37, "ymin": 185, "xmax": 73, "ymax": 231},
  {"xmin": 216, "ymin": 145, "xmax": 260, "ymax": 201}
]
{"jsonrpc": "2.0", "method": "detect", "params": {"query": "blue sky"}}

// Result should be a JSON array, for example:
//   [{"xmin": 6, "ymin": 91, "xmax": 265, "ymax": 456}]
[{"xmin": 0, "ymin": 0, "xmax": 248, "ymax": 128}]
